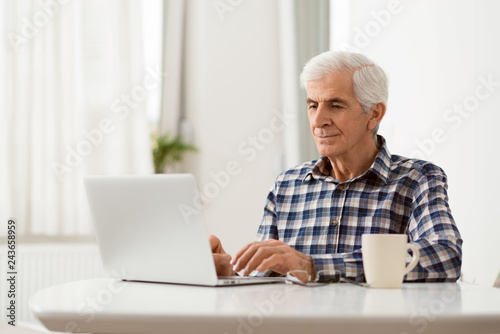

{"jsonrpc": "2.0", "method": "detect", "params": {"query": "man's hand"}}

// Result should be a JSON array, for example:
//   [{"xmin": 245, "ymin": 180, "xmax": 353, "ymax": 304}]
[
  {"xmin": 209, "ymin": 235, "xmax": 235, "ymax": 276},
  {"xmin": 231, "ymin": 239, "xmax": 315, "ymax": 278}
]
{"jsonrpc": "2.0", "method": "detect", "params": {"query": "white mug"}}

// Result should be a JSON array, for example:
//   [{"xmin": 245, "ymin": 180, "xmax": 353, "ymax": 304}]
[{"xmin": 362, "ymin": 234, "xmax": 419, "ymax": 289}]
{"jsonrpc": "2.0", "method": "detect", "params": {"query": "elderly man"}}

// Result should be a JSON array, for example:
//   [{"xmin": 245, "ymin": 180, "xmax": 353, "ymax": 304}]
[{"xmin": 211, "ymin": 51, "xmax": 462, "ymax": 282}]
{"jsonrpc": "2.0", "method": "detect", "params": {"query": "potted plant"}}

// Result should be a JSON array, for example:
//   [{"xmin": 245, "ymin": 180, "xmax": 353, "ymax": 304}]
[{"xmin": 151, "ymin": 132, "xmax": 197, "ymax": 173}]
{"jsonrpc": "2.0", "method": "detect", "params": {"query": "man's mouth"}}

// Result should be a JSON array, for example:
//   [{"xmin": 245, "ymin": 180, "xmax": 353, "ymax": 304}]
[
  {"xmin": 316, "ymin": 133, "xmax": 339, "ymax": 139},
  {"xmin": 314, "ymin": 129, "xmax": 339, "ymax": 139}
]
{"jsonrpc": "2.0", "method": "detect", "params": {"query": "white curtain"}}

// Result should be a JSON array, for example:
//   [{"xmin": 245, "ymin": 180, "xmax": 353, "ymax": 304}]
[
  {"xmin": 0, "ymin": 0, "xmax": 154, "ymax": 237},
  {"xmin": 278, "ymin": 0, "xmax": 330, "ymax": 166},
  {"xmin": 159, "ymin": 0, "xmax": 186, "ymax": 138}
]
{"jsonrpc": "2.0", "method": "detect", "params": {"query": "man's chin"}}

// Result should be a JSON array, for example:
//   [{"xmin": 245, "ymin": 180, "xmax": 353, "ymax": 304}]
[{"xmin": 318, "ymin": 147, "xmax": 339, "ymax": 158}]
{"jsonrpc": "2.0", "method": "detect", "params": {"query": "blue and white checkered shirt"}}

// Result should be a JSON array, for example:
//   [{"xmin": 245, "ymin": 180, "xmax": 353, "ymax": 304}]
[{"xmin": 256, "ymin": 136, "xmax": 462, "ymax": 282}]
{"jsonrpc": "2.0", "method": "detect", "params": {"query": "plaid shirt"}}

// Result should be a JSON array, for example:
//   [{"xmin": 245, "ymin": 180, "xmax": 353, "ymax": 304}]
[{"xmin": 256, "ymin": 136, "xmax": 462, "ymax": 282}]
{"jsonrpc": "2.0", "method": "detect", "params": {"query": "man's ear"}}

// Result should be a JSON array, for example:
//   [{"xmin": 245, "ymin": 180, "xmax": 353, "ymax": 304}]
[{"xmin": 368, "ymin": 102, "xmax": 386, "ymax": 131}]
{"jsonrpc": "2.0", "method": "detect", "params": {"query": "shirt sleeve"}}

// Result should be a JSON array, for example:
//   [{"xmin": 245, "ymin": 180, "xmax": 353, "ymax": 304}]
[
  {"xmin": 250, "ymin": 185, "xmax": 280, "ymax": 277},
  {"xmin": 255, "ymin": 185, "xmax": 279, "ymax": 242},
  {"xmin": 404, "ymin": 171, "xmax": 463, "ymax": 282}
]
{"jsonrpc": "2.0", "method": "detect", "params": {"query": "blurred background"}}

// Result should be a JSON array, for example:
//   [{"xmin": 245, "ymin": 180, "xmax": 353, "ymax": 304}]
[{"xmin": 1, "ymin": 0, "xmax": 500, "ymax": 328}]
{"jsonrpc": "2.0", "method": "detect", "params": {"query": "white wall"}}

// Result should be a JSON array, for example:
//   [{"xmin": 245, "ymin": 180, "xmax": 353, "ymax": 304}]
[
  {"xmin": 182, "ymin": 0, "xmax": 286, "ymax": 255},
  {"xmin": 332, "ymin": 0, "xmax": 500, "ymax": 285}
]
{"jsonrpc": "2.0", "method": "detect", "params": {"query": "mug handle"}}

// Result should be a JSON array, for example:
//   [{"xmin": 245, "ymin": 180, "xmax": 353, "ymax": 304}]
[{"xmin": 404, "ymin": 243, "xmax": 420, "ymax": 275}]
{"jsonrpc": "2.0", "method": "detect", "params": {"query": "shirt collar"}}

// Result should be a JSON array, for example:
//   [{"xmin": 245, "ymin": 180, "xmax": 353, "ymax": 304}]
[{"xmin": 302, "ymin": 135, "xmax": 392, "ymax": 185}]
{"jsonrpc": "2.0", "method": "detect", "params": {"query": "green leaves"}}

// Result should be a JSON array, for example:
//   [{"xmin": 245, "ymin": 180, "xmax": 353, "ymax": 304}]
[{"xmin": 151, "ymin": 133, "xmax": 197, "ymax": 173}]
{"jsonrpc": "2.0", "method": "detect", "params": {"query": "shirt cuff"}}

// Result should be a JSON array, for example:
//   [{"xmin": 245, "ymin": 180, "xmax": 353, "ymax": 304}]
[
  {"xmin": 311, "ymin": 254, "xmax": 347, "ymax": 277},
  {"xmin": 311, "ymin": 253, "xmax": 364, "ymax": 281}
]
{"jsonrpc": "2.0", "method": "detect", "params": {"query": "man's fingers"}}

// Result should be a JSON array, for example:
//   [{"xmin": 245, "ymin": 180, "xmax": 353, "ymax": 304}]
[
  {"xmin": 256, "ymin": 253, "xmax": 284, "ymax": 273},
  {"xmin": 232, "ymin": 239, "xmax": 283, "ymax": 266},
  {"xmin": 208, "ymin": 234, "xmax": 218, "ymax": 251},
  {"xmin": 231, "ymin": 242, "xmax": 255, "ymax": 265},
  {"xmin": 232, "ymin": 243, "xmax": 258, "ymax": 272},
  {"xmin": 235, "ymin": 241, "xmax": 289, "ymax": 274},
  {"xmin": 213, "ymin": 253, "xmax": 232, "ymax": 265},
  {"xmin": 209, "ymin": 235, "xmax": 224, "ymax": 254},
  {"xmin": 239, "ymin": 245, "xmax": 280, "ymax": 275},
  {"xmin": 232, "ymin": 240, "xmax": 315, "ymax": 277},
  {"xmin": 233, "ymin": 242, "xmax": 277, "ymax": 273},
  {"xmin": 257, "ymin": 252, "xmax": 304, "ymax": 276},
  {"xmin": 213, "ymin": 253, "xmax": 234, "ymax": 276}
]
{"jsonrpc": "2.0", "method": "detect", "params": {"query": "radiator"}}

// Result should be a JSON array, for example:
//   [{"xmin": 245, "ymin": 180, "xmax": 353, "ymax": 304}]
[{"xmin": 0, "ymin": 243, "xmax": 104, "ymax": 328}]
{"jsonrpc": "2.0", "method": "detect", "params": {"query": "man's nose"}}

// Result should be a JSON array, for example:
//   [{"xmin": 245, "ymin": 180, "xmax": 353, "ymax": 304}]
[{"xmin": 312, "ymin": 104, "xmax": 332, "ymax": 128}]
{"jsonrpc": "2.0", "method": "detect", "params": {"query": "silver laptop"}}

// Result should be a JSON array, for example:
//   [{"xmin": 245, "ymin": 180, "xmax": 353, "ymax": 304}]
[{"xmin": 84, "ymin": 174, "xmax": 284, "ymax": 286}]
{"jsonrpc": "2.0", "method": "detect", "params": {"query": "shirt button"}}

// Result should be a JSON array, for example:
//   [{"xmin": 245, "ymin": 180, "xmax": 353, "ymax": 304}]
[
  {"xmin": 332, "ymin": 220, "xmax": 339, "ymax": 226},
  {"xmin": 338, "ymin": 184, "xmax": 348, "ymax": 190}
]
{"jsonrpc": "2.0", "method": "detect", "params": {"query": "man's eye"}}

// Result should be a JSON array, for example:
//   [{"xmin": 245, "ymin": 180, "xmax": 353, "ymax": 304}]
[
  {"xmin": 308, "ymin": 105, "xmax": 317, "ymax": 110},
  {"xmin": 332, "ymin": 104, "xmax": 343, "ymax": 109}
]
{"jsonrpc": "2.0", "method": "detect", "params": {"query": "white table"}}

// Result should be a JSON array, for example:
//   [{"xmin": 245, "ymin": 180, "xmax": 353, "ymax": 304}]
[{"xmin": 29, "ymin": 278, "xmax": 500, "ymax": 334}]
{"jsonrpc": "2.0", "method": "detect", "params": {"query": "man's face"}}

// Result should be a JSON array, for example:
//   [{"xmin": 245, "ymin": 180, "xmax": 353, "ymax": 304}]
[{"xmin": 306, "ymin": 71, "xmax": 373, "ymax": 160}]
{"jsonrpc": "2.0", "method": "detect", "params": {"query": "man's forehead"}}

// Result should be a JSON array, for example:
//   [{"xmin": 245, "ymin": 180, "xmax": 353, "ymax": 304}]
[
  {"xmin": 306, "ymin": 71, "xmax": 355, "ymax": 101},
  {"xmin": 306, "ymin": 90, "xmax": 349, "ymax": 103}
]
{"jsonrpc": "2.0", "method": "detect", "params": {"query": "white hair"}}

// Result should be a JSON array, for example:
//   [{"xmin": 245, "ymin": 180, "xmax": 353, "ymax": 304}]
[{"xmin": 300, "ymin": 51, "xmax": 388, "ymax": 135}]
